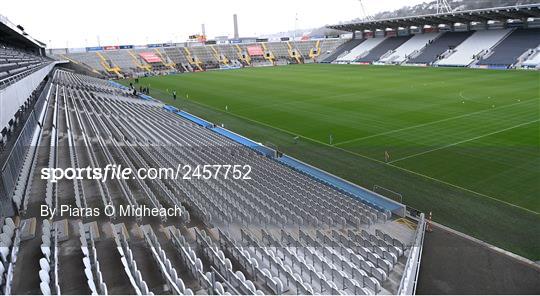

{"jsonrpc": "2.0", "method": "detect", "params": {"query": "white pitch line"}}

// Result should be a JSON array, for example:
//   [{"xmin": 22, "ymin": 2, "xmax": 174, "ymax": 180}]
[
  {"xmin": 334, "ymin": 98, "xmax": 535, "ymax": 146},
  {"xmin": 389, "ymin": 119, "xmax": 540, "ymax": 164}
]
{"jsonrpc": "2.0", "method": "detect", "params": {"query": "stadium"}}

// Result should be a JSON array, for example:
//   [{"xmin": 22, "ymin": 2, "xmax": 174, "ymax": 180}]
[{"xmin": 0, "ymin": 0, "xmax": 539, "ymax": 295}]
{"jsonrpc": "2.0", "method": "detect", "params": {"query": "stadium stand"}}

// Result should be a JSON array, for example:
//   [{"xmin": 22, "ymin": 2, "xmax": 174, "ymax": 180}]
[
  {"xmin": 3, "ymin": 68, "xmax": 422, "ymax": 294},
  {"xmin": 406, "ymin": 31, "xmax": 473, "ymax": 65},
  {"xmin": 478, "ymin": 28, "xmax": 540, "ymax": 67},
  {"xmin": 316, "ymin": 38, "xmax": 345, "ymax": 61},
  {"xmin": 189, "ymin": 45, "xmax": 219, "ymax": 68},
  {"xmin": 0, "ymin": 45, "xmax": 50, "ymax": 87},
  {"xmin": 60, "ymin": 40, "xmax": 342, "ymax": 74},
  {"xmin": 320, "ymin": 39, "xmax": 363, "ymax": 63},
  {"xmin": 356, "ymin": 36, "xmax": 412, "ymax": 63},
  {"xmin": 4, "ymin": 4, "xmax": 540, "ymax": 294},
  {"xmin": 266, "ymin": 42, "xmax": 290, "ymax": 60},
  {"xmin": 379, "ymin": 33, "xmax": 441, "ymax": 64},
  {"xmin": 337, "ymin": 38, "xmax": 386, "ymax": 63},
  {"xmin": 294, "ymin": 40, "xmax": 317, "ymax": 57},
  {"xmin": 436, "ymin": 29, "xmax": 512, "ymax": 67},
  {"xmin": 522, "ymin": 48, "xmax": 540, "ymax": 68},
  {"xmin": 62, "ymin": 52, "xmax": 105, "ymax": 74},
  {"xmin": 101, "ymin": 50, "xmax": 137, "ymax": 73}
]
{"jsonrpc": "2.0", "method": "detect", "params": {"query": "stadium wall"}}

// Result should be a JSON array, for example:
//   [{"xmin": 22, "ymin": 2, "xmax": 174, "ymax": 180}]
[{"xmin": 0, "ymin": 62, "xmax": 61, "ymax": 130}]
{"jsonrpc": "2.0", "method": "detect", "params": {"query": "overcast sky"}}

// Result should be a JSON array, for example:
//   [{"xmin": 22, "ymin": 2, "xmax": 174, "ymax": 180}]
[{"xmin": 1, "ymin": 0, "xmax": 426, "ymax": 48}]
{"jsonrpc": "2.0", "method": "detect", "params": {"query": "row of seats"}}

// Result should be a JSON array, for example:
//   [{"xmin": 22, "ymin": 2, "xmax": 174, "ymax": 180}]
[
  {"xmin": 64, "ymin": 86, "xmax": 115, "ymax": 212},
  {"xmin": 0, "ymin": 218, "xmax": 18, "ymax": 294},
  {"xmin": 279, "ymin": 229, "xmax": 378, "ymax": 294},
  {"xmin": 436, "ymin": 29, "xmax": 512, "ymax": 66},
  {"xmin": 112, "ymin": 224, "xmax": 153, "ymax": 295},
  {"xmin": 479, "ymin": 28, "xmax": 540, "ymax": 66},
  {"xmin": 407, "ymin": 31, "xmax": 473, "ymax": 64},
  {"xmin": 239, "ymin": 229, "xmax": 318, "ymax": 294},
  {"xmin": 356, "ymin": 36, "xmax": 412, "ymax": 63},
  {"xmin": 39, "ymin": 220, "xmax": 60, "ymax": 295},
  {"xmin": 194, "ymin": 228, "xmax": 263, "ymax": 295},
  {"xmin": 44, "ymin": 91, "xmax": 58, "ymax": 210},
  {"xmin": 78, "ymin": 222, "xmax": 108, "ymax": 294},
  {"xmin": 0, "ymin": 45, "xmax": 49, "ymax": 87},
  {"xmin": 51, "ymin": 70, "xmax": 392, "ymax": 230},
  {"xmin": 218, "ymin": 229, "xmax": 293, "ymax": 295},
  {"xmin": 309, "ymin": 230, "xmax": 391, "ymax": 281},
  {"xmin": 336, "ymin": 38, "xmax": 386, "ymax": 62},
  {"xmin": 379, "ymin": 33, "xmax": 441, "ymax": 64},
  {"xmin": 141, "ymin": 225, "xmax": 192, "ymax": 295},
  {"xmin": 65, "ymin": 90, "xmax": 87, "ymax": 210},
  {"xmin": 54, "ymin": 70, "xmax": 388, "ymax": 229},
  {"xmin": 59, "ymin": 81, "xmax": 192, "ymax": 222},
  {"xmin": 299, "ymin": 229, "xmax": 383, "ymax": 292},
  {"xmin": 32, "ymin": 69, "xmax": 413, "ymax": 295},
  {"xmin": 169, "ymin": 227, "xmax": 222, "ymax": 293},
  {"xmin": 329, "ymin": 29, "xmax": 540, "ymax": 67},
  {"xmin": 60, "ymin": 40, "xmax": 340, "ymax": 74},
  {"xmin": 521, "ymin": 47, "xmax": 540, "ymax": 68}
]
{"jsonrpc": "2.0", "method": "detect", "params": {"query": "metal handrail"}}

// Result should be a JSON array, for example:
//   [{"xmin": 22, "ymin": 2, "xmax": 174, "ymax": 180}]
[{"xmin": 0, "ymin": 62, "xmax": 50, "ymax": 89}]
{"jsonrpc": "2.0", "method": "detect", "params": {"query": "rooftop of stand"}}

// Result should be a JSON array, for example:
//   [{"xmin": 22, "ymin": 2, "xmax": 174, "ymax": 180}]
[{"xmin": 328, "ymin": 4, "xmax": 540, "ymax": 32}]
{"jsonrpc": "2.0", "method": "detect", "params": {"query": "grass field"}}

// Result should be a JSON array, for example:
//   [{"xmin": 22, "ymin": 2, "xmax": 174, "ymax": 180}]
[{"xmin": 122, "ymin": 64, "xmax": 540, "ymax": 259}]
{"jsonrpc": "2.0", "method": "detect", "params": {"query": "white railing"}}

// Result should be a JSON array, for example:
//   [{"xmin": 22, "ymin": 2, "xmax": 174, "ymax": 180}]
[{"xmin": 398, "ymin": 213, "xmax": 426, "ymax": 295}]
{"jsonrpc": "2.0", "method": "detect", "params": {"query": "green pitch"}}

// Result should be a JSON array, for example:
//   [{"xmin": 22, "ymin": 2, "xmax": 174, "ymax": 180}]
[{"xmin": 123, "ymin": 64, "xmax": 540, "ymax": 259}]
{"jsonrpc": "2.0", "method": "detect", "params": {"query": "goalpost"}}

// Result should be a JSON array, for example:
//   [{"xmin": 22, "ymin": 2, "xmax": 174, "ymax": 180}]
[{"xmin": 373, "ymin": 184, "xmax": 403, "ymax": 203}]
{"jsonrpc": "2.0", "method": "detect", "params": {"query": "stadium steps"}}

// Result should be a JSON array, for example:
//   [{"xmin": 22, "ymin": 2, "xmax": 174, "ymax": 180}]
[
  {"xmin": 235, "ymin": 44, "xmax": 251, "ymax": 66},
  {"xmin": 338, "ymin": 38, "xmax": 387, "ymax": 62},
  {"xmin": 95, "ymin": 51, "xmax": 122, "ymax": 77},
  {"xmin": 183, "ymin": 47, "xmax": 204, "ymax": 71},
  {"xmin": 321, "ymin": 38, "xmax": 364, "ymax": 63},
  {"xmin": 356, "ymin": 36, "xmax": 412, "ymax": 63},
  {"xmin": 436, "ymin": 29, "xmax": 513, "ymax": 67},
  {"xmin": 210, "ymin": 45, "xmax": 229, "ymax": 65},
  {"xmin": 154, "ymin": 48, "xmax": 176, "ymax": 70},
  {"xmin": 406, "ymin": 31, "xmax": 473, "ymax": 65},
  {"xmin": 379, "ymin": 33, "xmax": 442, "ymax": 64},
  {"xmin": 309, "ymin": 40, "xmax": 321, "ymax": 61},
  {"xmin": 127, "ymin": 50, "xmax": 152, "ymax": 72},
  {"xmin": 260, "ymin": 43, "xmax": 276, "ymax": 64},
  {"xmin": 478, "ymin": 28, "xmax": 540, "ymax": 67},
  {"xmin": 287, "ymin": 41, "xmax": 303, "ymax": 64}
]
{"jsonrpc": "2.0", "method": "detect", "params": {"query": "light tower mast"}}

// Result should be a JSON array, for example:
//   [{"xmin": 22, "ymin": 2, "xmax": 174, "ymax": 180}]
[
  {"xmin": 437, "ymin": 0, "xmax": 452, "ymax": 14},
  {"xmin": 358, "ymin": 0, "xmax": 374, "ymax": 21}
]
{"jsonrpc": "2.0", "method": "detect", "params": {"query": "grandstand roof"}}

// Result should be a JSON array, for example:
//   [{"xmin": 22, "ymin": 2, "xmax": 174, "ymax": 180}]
[
  {"xmin": 0, "ymin": 14, "xmax": 45, "ymax": 49},
  {"xmin": 328, "ymin": 4, "xmax": 540, "ymax": 32}
]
